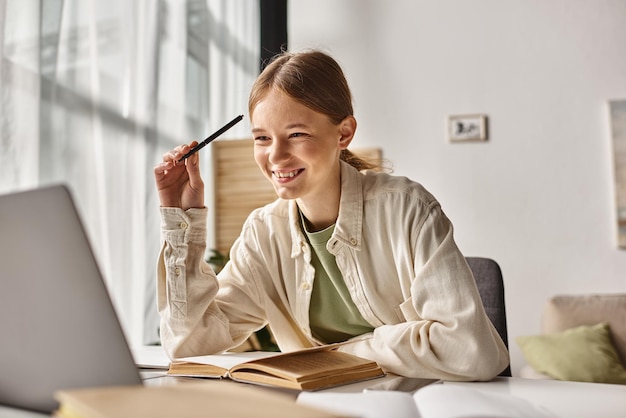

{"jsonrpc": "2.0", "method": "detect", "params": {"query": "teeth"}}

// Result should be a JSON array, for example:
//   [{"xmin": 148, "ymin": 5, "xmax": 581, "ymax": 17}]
[{"xmin": 275, "ymin": 170, "xmax": 299, "ymax": 178}]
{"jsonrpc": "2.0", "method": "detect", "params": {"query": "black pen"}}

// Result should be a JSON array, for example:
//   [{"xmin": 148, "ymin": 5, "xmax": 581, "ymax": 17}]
[{"xmin": 178, "ymin": 114, "xmax": 244, "ymax": 162}]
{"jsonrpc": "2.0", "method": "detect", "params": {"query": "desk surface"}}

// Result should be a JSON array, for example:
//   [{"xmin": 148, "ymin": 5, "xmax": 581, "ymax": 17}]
[
  {"xmin": 146, "ymin": 373, "xmax": 626, "ymax": 418},
  {"xmin": 444, "ymin": 376, "xmax": 626, "ymax": 418},
  {"xmin": 3, "ymin": 374, "xmax": 626, "ymax": 418}
]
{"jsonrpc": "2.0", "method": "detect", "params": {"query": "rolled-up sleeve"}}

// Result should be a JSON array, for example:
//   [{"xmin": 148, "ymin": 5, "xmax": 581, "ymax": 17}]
[{"xmin": 157, "ymin": 207, "xmax": 231, "ymax": 358}]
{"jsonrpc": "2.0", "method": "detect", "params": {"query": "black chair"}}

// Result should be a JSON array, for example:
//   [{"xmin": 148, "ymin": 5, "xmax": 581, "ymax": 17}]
[{"xmin": 466, "ymin": 257, "xmax": 512, "ymax": 377}]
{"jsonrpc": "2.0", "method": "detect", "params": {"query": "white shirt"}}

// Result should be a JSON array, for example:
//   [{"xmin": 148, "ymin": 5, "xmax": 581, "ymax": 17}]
[{"xmin": 157, "ymin": 161, "xmax": 509, "ymax": 380}]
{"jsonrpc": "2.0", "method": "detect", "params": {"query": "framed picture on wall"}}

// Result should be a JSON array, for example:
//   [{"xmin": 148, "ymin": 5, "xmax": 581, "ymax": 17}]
[{"xmin": 448, "ymin": 114, "xmax": 488, "ymax": 142}]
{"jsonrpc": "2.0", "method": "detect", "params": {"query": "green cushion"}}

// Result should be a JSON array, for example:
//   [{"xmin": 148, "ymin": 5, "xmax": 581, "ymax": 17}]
[{"xmin": 516, "ymin": 323, "xmax": 626, "ymax": 384}]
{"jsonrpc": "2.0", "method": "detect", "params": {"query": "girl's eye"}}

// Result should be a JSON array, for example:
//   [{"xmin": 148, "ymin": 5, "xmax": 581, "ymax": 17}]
[
  {"xmin": 254, "ymin": 136, "xmax": 270, "ymax": 142},
  {"xmin": 289, "ymin": 132, "xmax": 306, "ymax": 138}
]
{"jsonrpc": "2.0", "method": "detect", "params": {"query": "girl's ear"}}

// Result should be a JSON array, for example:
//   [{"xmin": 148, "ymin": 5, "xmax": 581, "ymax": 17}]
[{"xmin": 338, "ymin": 116, "xmax": 357, "ymax": 149}]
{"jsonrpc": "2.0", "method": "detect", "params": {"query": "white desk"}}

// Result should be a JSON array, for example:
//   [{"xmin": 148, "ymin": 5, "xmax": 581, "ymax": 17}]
[
  {"xmin": 147, "ymin": 373, "xmax": 626, "ymax": 418},
  {"xmin": 444, "ymin": 377, "xmax": 626, "ymax": 418},
  {"xmin": 2, "ymin": 374, "xmax": 625, "ymax": 417}
]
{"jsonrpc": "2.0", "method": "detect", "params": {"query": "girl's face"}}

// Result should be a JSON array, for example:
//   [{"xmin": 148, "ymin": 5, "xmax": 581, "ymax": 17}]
[{"xmin": 251, "ymin": 89, "xmax": 353, "ymax": 205}]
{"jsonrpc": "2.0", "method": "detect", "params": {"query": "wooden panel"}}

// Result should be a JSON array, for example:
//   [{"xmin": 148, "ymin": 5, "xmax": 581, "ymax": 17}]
[
  {"xmin": 212, "ymin": 139, "xmax": 274, "ymax": 254},
  {"xmin": 213, "ymin": 139, "xmax": 381, "ymax": 255}
]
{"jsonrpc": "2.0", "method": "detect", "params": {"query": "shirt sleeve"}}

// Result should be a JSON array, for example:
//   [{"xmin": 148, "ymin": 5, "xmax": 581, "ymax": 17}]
[
  {"xmin": 156, "ymin": 207, "xmax": 265, "ymax": 359},
  {"xmin": 337, "ymin": 206, "xmax": 510, "ymax": 381}
]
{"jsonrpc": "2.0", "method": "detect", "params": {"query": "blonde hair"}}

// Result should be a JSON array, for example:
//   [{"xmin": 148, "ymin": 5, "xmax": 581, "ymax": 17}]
[{"xmin": 249, "ymin": 50, "xmax": 379, "ymax": 171}]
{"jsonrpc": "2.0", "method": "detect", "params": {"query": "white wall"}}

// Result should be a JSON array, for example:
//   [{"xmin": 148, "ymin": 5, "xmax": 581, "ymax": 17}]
[{"xmin": 288, "ymin": 0, "xmax": 626, "ymax": 376}]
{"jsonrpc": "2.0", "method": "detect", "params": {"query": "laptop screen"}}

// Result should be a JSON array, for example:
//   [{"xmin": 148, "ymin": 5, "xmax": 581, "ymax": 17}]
[{"xmin": 0, "ymin": 185, "xmax": 141, "ymax": 413}]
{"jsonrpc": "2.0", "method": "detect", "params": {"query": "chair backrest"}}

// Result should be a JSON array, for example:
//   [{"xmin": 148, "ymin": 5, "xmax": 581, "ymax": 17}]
[{"xmin": 465, "ymin": 257, "xmax": 511, "ymax": 376}]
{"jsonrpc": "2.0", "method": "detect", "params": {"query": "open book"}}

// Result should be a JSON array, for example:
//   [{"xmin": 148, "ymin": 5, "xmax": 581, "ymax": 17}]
[
  {"xmin": 167, "ymin": 344, "xmax": 385, "ymax": 391},
  {"xmin": 297, "ymin": 383, "xmax": 554, "ymax": 418}
]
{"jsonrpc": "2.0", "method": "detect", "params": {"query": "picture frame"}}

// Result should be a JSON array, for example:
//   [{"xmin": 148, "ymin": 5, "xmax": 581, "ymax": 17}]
[{"xmin": 448, "ymin": 114, "xmax": 488, "ymax": 142}]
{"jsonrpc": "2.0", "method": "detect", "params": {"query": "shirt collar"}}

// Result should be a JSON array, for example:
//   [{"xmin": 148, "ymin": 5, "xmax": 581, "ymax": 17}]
[{"xmin": 288, "ymin": 160, "xmax": 363, "ymax": 257}]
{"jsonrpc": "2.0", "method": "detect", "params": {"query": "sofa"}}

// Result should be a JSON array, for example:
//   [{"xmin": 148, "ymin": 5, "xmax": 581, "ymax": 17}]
[{"xmin": 517, "ymin": 293, "xmax": 626, "ymax": 384}]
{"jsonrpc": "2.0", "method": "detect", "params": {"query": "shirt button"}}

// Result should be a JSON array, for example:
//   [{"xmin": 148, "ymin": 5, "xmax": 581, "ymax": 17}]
[
  {"xmin": 180, "ymin": 221, "xmax": 188, "ymax": 230},
  {"xmin": 350, "ymin": 238, "xmax": 357, "ymax": 245},
  {"xmin": 174, "ymin": 267, "xmax": 181, "ymax": 276},
  {"xmin": 302, "ymin": 283, "xmax": 310, "ymax": 290}
]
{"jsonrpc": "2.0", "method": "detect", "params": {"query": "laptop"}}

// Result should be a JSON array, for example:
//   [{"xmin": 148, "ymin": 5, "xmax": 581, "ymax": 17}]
[{"xmin": 0, "ymin": 185, "xmax": 142, "ymax": 414}]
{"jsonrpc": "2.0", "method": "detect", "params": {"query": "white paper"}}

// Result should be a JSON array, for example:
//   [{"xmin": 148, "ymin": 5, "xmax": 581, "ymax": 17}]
[
  {"xmin": 131, "ymin": 345, "xmax": 171, "ymax": 369},
  {"xmin": 414, "ymin": 384, "xmax": 555, "ymax": 418},
  {"xmin": 297, "ymin": 383, "xmax": 556, "ymax": 418},
  {"xmin": 298, "ymin": 390, "xmax": 420, "ymax": 418}
]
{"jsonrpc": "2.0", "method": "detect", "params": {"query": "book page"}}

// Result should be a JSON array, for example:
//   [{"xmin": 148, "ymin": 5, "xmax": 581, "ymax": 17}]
[
  {"xmin": 167, "ymin": 361, "xmax": 228, "ymax": 378},
  {"xmin": 232, "ymin": 364, "xmax": 384, "ymax": 391},
  {"xmin": 168, "ymin": 351, "xmax": 280, "ymax": 377},
  {"xmin": 299, "ymin": 383, "xmax": 555, "ymax": 418},
  {"xmin": 298, "ymin": 391, "xmax": 420, "ymax": 418},
  {"xmin": 231, "ymin": 350, "xmax": 379, "ymax": 381},
  {"xmin": 413, "ymin": 384, "xmax": 554, "ymax": 418},
  {"xmin": 176, "ymin": 351, "xmax": 281, "ymax": 369},
  {"xmin": 131, "ymin": 345, "xmax": 170, "ymax": 369}
]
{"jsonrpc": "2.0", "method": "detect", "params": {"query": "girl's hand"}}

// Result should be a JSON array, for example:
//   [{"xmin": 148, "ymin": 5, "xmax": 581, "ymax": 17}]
[{"xmin": 153, "ymin": 141, "xmax": 205, "ymax": 210}]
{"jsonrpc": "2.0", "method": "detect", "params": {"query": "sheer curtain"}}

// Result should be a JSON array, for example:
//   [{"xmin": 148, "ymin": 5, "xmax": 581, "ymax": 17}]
[{"xmin": 0, "ymin": 0, "xmax": 259, "ymax": 346}]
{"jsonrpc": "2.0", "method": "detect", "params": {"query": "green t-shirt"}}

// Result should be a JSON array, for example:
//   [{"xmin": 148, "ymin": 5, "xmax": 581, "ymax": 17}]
[{"xmin": 302, "ymin": 220, "xmax": 374, "ymax": 344}]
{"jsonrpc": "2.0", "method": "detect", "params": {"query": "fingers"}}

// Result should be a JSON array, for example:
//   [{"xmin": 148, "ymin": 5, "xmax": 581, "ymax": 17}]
[
  {"xmin": 171, "ymin": 141, "xmax": 200, "ymax": 166},
  {"xmin": 183, "ymin": 146, "xmax": 203, "ymax": 192},
  {"xmin": 160, "ymin": 144, "xmax": 187, "ymax": 164},
  {"xmin": 156, "ymin": 141, "xmax": 200, "ymax": 171},
  {"xmin": 153, "ymin": 160, "xmax": 174, "ymax": 178}
]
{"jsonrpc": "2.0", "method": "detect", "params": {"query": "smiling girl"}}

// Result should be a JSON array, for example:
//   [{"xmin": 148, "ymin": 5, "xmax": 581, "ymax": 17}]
[{"xmin": 154, "ymin": 50, "xmax": 509, "ymax": 381}]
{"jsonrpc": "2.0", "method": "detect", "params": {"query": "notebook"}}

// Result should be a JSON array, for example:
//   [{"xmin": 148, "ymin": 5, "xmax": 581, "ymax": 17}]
[{"xmin": 0, "ymin": 185, "xmax": 142, "ymax": 414}]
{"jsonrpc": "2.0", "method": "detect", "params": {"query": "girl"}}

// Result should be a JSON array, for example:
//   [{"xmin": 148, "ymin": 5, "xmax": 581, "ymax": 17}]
[{"xmin": 154, "ymin": 50, "xmax": 509, "ymax": 380}]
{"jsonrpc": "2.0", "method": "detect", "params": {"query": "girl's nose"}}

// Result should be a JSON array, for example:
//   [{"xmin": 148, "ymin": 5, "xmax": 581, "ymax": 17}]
[{"xmin": 269, "ymin": 139, "xmax": 290, "ymax": 164}]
